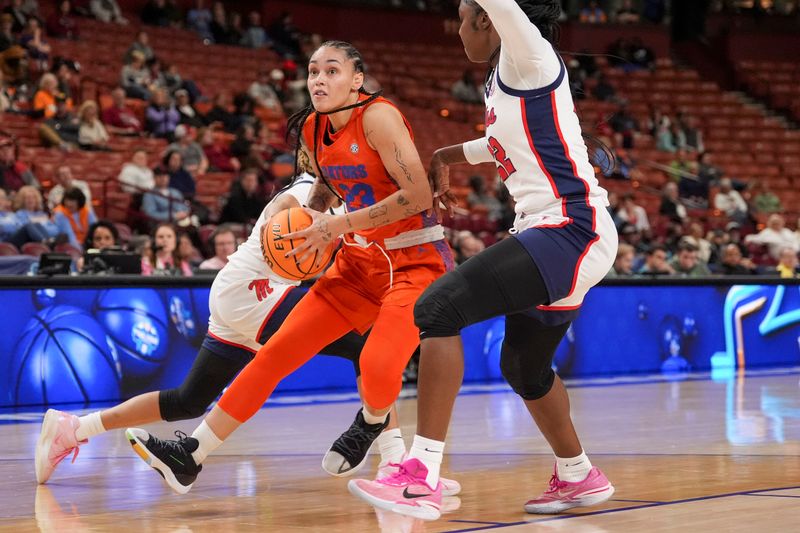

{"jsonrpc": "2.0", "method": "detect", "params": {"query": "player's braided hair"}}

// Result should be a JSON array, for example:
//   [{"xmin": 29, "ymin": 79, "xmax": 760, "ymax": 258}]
[{"xmin": 286, "ymin": 40, "xmax": 383, "ymax": 200}]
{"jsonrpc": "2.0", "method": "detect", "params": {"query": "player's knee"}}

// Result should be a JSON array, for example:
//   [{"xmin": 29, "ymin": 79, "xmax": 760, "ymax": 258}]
[
  {"xmin": 499, "ymin": 343, "xmax": 556, "ymax": 401},
  {"xmin": 158, "ymin": 388, "xmax": 212, "ymax": 422},
  {"xmin": 413, "ymin": 274, "xmax": 466, "ymax": 339},
  {"xmin": 359, "ymin": 370, "xmax": 401, "ymax": 411}
]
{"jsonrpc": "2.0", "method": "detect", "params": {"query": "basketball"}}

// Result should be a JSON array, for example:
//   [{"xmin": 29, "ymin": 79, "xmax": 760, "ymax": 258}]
[
  {"xmin": 260, "ymin": 208, "xmax": 335, "ymax": 281},
  {"xmin": 9, "ymin": 305, "xmax": 121, "ymax": 406},
  {"xmin": 94, "ymin": 288, "xmax": 170, "ymax": 379}
]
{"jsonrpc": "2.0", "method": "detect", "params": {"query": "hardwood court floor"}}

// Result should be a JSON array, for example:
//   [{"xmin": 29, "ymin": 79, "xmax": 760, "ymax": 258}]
[{"xmin": 1, "ymin": 370, "xmax": 799, "ymax": 532}]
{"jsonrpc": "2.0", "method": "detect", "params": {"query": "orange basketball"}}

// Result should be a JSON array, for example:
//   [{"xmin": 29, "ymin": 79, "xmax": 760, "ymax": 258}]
[{"xmin": 260, "ymin": 208, "xmax": 335, "ymax": 281}]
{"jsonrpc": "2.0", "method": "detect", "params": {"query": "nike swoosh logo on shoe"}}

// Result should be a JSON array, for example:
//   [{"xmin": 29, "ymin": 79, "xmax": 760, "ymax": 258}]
[{"xmin": 403, "ymin": 488, "xmax": 431, "ymax": 499}]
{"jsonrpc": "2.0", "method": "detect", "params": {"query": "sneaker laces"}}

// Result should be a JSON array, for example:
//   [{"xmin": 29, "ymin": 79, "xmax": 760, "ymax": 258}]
[
  {"xmin": 335, "ymin": 423, "xmax": 379, "ymax": 458},
  {"xmin": 379, "ymin": 462, "xmax": 425, "ymax": 488},
  {"xmin": 544, "ymin": 474, "xmax": 569, "ymax": 494}
]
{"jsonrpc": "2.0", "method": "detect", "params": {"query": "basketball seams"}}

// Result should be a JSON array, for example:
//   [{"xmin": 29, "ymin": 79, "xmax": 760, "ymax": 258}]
[
  {"xmin": 93, "ymin": 305, "xmax": 170, "ymax": 331},
  {"xmin": 30, "ymin": 315, "xmax": 90, "ymax": 403},
  {"xmin": 261, "ymin": 208, "xmax": 331, "ymax": 280},
  {"xmin": 49, "ymin": 327, "xmax": 121, "ymax": 382},
  {"xmin": 265, "ymin": 210, "xmax": 302, "ymax": 280},
  {"xmin": 15, "ymin": 326, "xmax": 46, "ymax": 404}
]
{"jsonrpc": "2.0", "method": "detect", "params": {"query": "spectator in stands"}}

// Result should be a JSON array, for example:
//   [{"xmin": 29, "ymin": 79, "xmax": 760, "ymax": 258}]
[
  {"xmin": 629, "ymin": 38, "xmax": 655, "ymax": 71},
  {"xmin": 90, "ymin": 0, "xmax": 127, "ymax": 24},
  {"xmin": 118, "ymin": 149, "xmax": 154, "ymax": 193},
  {"xmin": 198, "ymin": 224, "xmax": 236, "ymax": 270},
  {"xmin": 38, "ymin": 95, "xmax": 80, "ymax": 150},
  {"xmin": 714, "ymin": 177, "xmax": 748, "ymax": 224},
  {"xmin": 670, "ymin": 241, "xmax": 711, "ymax": 277},
  {"xmin": 670, "ymin": 122, "xmax": 687, "ymax": 151},
  {"xmin": 125, "ymin": 31, "xmax": 155, "ymax": 64},
  {"xmin": 774, "ymin": 247, "xmax": 800, "ymax": 278},
  {"xmin": 175, "ymin": 88, "xmax": 204, "ymax": 128},
  {"xmin": 248, "ymin": 70, "xmax": 283, "ymax": 113},
  {"xmin": 607, "ymin": 243, "xmax": 635, "ymax": 277},
  {"xmin": 47, "ymin": 0, "xmax": 79, "ymax": 40},
  {"xmin": 686, "ymin": 221, "xmax": 712, "ymax": 263},
  {"xmin": 13, "ymin": 185, "xmax": 60, "ymax": 240},
  {"xmin": 706, "ymin": 228, "xmax": 729, "ymax": 266},
  {"xmin": 102, "ymin": 87, "xmax": 143, "ymax": 135},
  {"xmin": 659, "ymin": 181, "xmax": 687, "ymax": 223},
  {"xmin": 268, "ymin": 11, "xmax": 302, "ymax": 57},
  {"xmin": 0, "ymin": 70, "xmax": 9, "ymax": 111},
  {"xmin": 229, "ymin": 123, "xmax": 266, "ymax": 171},
  {"xmin": 200, "ymin": 127, "xmax": 239, "ymax": 172},
  {"xmin": 19, "ymin": 18, "xmax": 49, "ymax": 70},
  {"xmin": 178, "ymin": 231, "xmax": 202, "ymax": 267},
  {"xmin": 616, "ymin": 0, "xmax": 640, "ymax": 23},
  {"xmin": 0, "ymin": 14, "xmax": 16, "ymax": 53},
  {"xmin": 3, "ymin": 0, "xmax": 27, "ymax": 33},
  {"xmin": 141, "ymin": 222, "xmax": 192, "ymax": 276},
  {"xmin": 697, "ymin": 151, "xmax": 722, "ymax": 184},
  {"xmin": 84, "ymin": 220, "xmax": 119, "ymax": 251},
  {"xmin": 745, "ymin": 214, "xmax": 799, "ymax": 260},
  {"xmin": 579, "ymin": 0, "xmax": 608, "ymax": 23},
  {"xmin": 669, "ymin": 148, "xmax": 691, "ymax": 178},
  {"xmin": 606, "ymin": 191, "xmax": 622, "ymax": 228},
  {"xmin": 655, "ymin": 116, "xmax": 676, "ymax": 152},
  {"xmin": 467, "ymin": 175, "xmax": 502, "ymax": 221},
  {"xmin": 187, "ymin": 0, "xmax": 212, "ymax": 42},
  {"xmin": 140, "ymin": 0, "xmax": 178, "ymax": 28},
  {"xmin": 121, "ymin": 51, "xmax": 153, "ymax": 100},
  {"xmin": 713, "ymin": 243, "xmax": 757, "ymax": 275},
  {"xmin": 679, "ymin": 172, "xmax": 710, "ymax": 210},
  {"xmin": 241, "ymin": 11, "xmax": 271, "ymax": 49},
  {"xmin": 77, "ymin": 100, "xmax": 110, "ymax": 151},
  {"xmin": 0, "ymin": 188, "xmax": 25, "ymax": 245},
  {"xmin": 451, "ymin": 69, "xmax": 483, "ymax": 104},
  {"xmin": 227, "ymin": 11, "xmax": 245, "ymax": 46},
  {"xmin": 142, "ymin": 167, "xmax": 189, "ymax": 223},
  {"xmin": 682, "ymin": 115, "xmax": 704, "ymax": 153},
  {"xmin": 53, "ymin": 58, "xmax": 78, "ymax": 101},
  {"xmin": 455, "ymin": 230, "xmax": 485, "ymax": 264},
  {"xmin": 209, "ymin": 1, "xmax": 229, "ymax": 44},
  {"xmin": 53, "ymin": 187, "xmax": 96, "ymax": 249},
  {"xmin": 219, "ymin": 168, "xmax": 266, "ymax": 224},
  {"xmin": 145, "ymin": 88, "xmax": 179, "ymax": 140},
  {"xmin": 617, "ymin": 193, "xmax": 650, "ymax": 233},
  {"xmin": 204, "ymin": 91, "xmax": 239, "ymax": 133},
  {"xmin": 32, "ymin": 73, "xmax": 68, "ymax": 119},
  {"xmin": 47, "ymin": 164, "xmax": 91, "ymax": 210},
  {"xmin": 163, "ymin": 150, "xmax": 195, "ymax": 199},
  {"xmin": 592, "ymin": 73, "xmax": 616, "ymax": 102},
  {"xmin": 610, "ymin": 102, "xmax": 638, "ymax": 149},
  {"xmin": 0, "ymin": 136, "xmax": 38, "ymax": 191},
  {"xmin": 166, "ymin": 125, "xmax": 207, "ymax": 176},
  {"xmin": 750, "ymin": 181, "xmax": 782, "ymax": 215}
]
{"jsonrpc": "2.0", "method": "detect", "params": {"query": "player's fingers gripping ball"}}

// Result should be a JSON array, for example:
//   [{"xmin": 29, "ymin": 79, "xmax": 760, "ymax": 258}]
[{"xmin": 261, "ymin": 207, "xmax": 335, "ymax": 281}]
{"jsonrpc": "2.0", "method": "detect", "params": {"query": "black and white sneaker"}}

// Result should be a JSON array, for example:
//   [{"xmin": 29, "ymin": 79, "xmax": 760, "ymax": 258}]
[
  {"xmin": 322, "ymin": 409, "xmax": 390, "ymax": 477},
  {"xmin": 126, "ymin": 428, "xmax": 202, "ymax": 494}
]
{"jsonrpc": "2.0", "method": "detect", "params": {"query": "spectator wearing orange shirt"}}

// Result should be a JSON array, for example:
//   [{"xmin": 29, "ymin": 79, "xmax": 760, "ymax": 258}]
[
  {"xmin": 580, "ymin": 1, "xmax": 608, "ymax": 23},
  {"xmin": 33, "ymin": 73, "xmax": 71, "ymax": 119}
]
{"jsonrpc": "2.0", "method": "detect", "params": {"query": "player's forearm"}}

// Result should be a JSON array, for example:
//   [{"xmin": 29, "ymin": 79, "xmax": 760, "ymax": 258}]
[
  {"xmin": 306, "ymin": 180, "xmax": 338, "ymax": 212},
  {"xmin": 332, "ymin": 186, "xmax": 433, "ymax": 236},
  {"xmin": 433, "ymin": 143, "xmax": 469, "ymax": 167}
]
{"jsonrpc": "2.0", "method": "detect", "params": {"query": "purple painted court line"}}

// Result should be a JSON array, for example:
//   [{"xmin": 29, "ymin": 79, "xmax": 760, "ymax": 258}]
[{"xmin": 741, "ymin": 493, "xmax": 800, "ymax": 499}]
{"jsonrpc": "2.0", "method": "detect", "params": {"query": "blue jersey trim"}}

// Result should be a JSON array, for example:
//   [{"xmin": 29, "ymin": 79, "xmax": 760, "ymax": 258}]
[{"xmin": 496, "ymin": 58, "xmax": 565, "ymax": 99}]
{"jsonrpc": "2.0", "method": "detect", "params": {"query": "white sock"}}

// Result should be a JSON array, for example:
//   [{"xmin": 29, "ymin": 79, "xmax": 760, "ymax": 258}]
[
  {"xmin": 408, "ymin": 435, "xmax": 444, "ymax": 488},
  {"xmin": 361, "ymin": 407, "xmax": 388, "ymax": 425},
  {"xmin": 376, "ymin": 428, "xmax": 406, "ymax": 465},
  {"xmin": 75, "ymin": 412, "xmax": 105, "ymax": 441},
  {"xmin": 556, "ymin": 450, "xmax": 592, "ymax": 482},
  {"xmin": 190, "ymin": 420, "xmax": 223, "ymax": 465}
]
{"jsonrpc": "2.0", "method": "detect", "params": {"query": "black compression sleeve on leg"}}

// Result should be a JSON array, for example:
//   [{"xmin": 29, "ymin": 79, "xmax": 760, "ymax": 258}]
[
  {"xmin": 319, "ymin": 330, "xmax": 367, "ymax": 377},
  {"xmin": 415, "ymin": 237, "xmax": 550, "ymax": 339},
  {"xmin": 158, "ymin": 346, "xmax": 248, "ymax": 422}
]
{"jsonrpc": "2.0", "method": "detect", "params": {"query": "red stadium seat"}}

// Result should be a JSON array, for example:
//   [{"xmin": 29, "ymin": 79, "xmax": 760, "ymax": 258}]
[
  {"xmin": 0, "ymin": 242, "xmax": 20, "ymax": 256},
  {"xmin": 21, "ymin": 242, "xmax": 50, "ymax": 257}
]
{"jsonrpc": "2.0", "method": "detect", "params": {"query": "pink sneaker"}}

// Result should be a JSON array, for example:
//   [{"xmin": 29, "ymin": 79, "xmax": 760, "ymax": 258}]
[
  {"xmin": 377, "ymin": 459, "xmax": 462, "ymax": 497},
  {"xmin": 524, "ymin": 466, "xmax": 615, "ymax": 514},
  {"xmin": 349, "ymin": 458, "xmax": 442, "ymax": 521},
  {"xmin": 35, "ymin": 409, "xmax": 86, "ymax": 484}
]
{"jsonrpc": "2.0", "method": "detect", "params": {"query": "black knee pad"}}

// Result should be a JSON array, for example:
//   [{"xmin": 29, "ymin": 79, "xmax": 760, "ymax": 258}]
[
  {"xmin": 499, "ymin": 340, "xmax": 556, "ymax": 400},
  {"xmin": 414, "ymin": 271, "xmax": 468, "ymax": 339},
  {"xmin": 159, "ymin": 387, "xmax": 210, "ymax": 421}
]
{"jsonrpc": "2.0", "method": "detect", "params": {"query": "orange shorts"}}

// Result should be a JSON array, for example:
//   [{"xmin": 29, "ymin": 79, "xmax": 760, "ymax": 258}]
[{"xmin": 311, "ymin": 239, "xmax": 454, "ymax": 334}]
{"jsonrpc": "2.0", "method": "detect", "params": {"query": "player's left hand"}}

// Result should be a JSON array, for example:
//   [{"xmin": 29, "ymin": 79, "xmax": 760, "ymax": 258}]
[{"xmin": 282, "ymin": 208, "xmax": 341, "ymax": 269}]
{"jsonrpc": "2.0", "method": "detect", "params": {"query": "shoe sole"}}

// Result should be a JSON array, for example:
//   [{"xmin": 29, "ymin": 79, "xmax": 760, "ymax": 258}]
[
  {"xmin": 440, "ymin": 478, "xmax": 461, "ymax": 497},
  {"xmin": 34, "ymin": 409, "xmax": 60, "ymax": 484},
  {"xmin": 347, "ymin": 480, "xmax": 441, "ymax": 521},
  {"xmin": 524, "ymin": 484, "xmax": 615, "ymax": 514},
  {"xmin": 322, "ymin": 444, "xmax": 373, "ymax": 478},
  {"xmin": 126, "ymin": 428, "xmax": 193, "ymax": 495}
]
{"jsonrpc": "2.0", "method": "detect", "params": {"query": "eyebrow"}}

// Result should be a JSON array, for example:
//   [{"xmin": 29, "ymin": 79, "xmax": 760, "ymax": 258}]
[{"xmin": 309, "ymin": 59, "xmax": 342, "ymax": 64}]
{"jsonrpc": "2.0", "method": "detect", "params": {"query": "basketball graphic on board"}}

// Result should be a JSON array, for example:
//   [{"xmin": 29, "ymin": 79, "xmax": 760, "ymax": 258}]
[
  {"xmin": 9, "ymin": 305, "xmax": 121, "ymax": 405},
  {"xmin": 94, "ymin": 289, "xmax": 170, "ymax": 379}
]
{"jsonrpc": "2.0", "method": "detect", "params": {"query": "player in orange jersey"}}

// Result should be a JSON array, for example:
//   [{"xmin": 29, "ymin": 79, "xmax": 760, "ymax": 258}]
[{"xmin": 126, "ymin": 40, "xmax": 458, "ymax": 495}]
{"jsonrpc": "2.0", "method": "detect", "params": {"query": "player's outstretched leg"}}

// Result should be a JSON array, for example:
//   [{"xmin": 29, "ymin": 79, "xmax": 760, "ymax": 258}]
[
  {"xmin": 126, "ymin": 428, "xmax": 203, "ymax": 494},
  {"xmin": 35, "ymin": 409, "xmax": 86, "ymax": 484}
]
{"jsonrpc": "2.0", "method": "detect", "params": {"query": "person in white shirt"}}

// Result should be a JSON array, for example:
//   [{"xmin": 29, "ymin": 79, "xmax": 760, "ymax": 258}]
[
  {"xmin": 617, "ymin": 193, "xmax": 650, "ymax": 233},
  {"xmin": 713, "ymin": 178, "xmax": 747, "ymax": 224},
  {"xmin": 746, "ymin": 213, "xmax": 800, "ymax": 260},
  {"xmin": 118, "ymin": 149, "xmax": 154, "ymax": 193},
  {"xmin": 248, "ymin": 70, "xmax": 282, "ymax": 112},
  {"xmin": 198, "ymin": 225, "xmax": 237, "ymax": 271},
  {"xmin": 47, "ymin": 164, "xmax": 91, "ymax": 210}
]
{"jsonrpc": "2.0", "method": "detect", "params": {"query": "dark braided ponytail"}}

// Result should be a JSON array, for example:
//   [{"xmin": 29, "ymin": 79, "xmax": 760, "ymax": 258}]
[{"xmin": 285, "ymin": 40, "xmax": 383, "ymax": 200}]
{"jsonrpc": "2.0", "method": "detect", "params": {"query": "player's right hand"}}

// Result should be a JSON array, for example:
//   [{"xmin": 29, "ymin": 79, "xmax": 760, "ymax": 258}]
[{"xmin": 427, "ymin": 155, "xmax": 458, "ymax": 222}]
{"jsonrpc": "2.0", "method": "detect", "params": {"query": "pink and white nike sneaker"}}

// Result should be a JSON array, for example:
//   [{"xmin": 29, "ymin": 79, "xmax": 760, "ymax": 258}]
[
  {"xmin": 35, "ymin": 409, "xmax": 86, "ymax": 484},
  {"xmin": 376, "ymin": 459, "xmax": 462, "ymax": 497},
  {"xmin": 524, "ymin": 466, "xmax": 615, "ymax": 514},
  {"xmin": 349, "ymin": 458, "xmax": 442, "ymax": 521}
]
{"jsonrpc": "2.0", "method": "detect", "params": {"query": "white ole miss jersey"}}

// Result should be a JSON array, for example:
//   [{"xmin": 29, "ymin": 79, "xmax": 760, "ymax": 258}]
[{"xmin": 463, "ymin": 0, "xmax": 609, "ymax": 232}]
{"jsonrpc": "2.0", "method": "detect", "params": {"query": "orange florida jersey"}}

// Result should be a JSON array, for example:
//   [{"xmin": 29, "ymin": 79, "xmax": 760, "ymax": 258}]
[{"xmin": 302, "ymin": 96, "xmax": 437, "ymax": 244}]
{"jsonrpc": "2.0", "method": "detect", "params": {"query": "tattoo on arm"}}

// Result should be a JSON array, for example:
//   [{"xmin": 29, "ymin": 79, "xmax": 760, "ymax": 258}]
[
  {"xmin": 397, "ymin": 194, "xmax": 410, "ymax": 206},
  {"xmin": 393, "ymin": 143, "xmax": 414, "ymax": 184},
  {"xmin": 317, "ymin": 220, "xmax": 333, "ymax": 242},
  {"xmin": 369, "ymin": 205, "xmax": 388, "ymax": 219},
  {"xmin": 345, "ymin": 215, "xmax": 353, "ymax": 230},
  {"xmin": 404, "ymin": 204, "xmax": 422, "ymax": 217}
]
